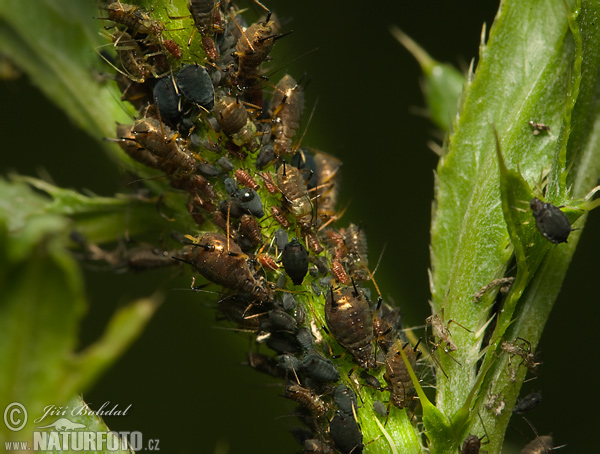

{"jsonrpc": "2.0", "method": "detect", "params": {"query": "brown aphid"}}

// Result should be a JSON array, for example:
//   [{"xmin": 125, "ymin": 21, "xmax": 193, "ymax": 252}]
[
  {"xmin": 271, "ymin": 74, "xmax": 304, "ymax": 157},
  {"xmin": 131, "ymin": 118, "xmax": 196, "ymax": 174},
  {"xmin": 284, "ymin": 384, "xmax": 328, "ymax": 418},
  {"xmin": 256, "ymin": 253, "xmax": 279, "ymax": 272},
  {"xmin": 214, "ymin": 95, "xmax": 248, "ymax": 134},
  {"xmin": 521, "ymin": 435, "xmax": 556, "ymax": 454},
  {"xmin": 384, "ymin": 340, "xmax": 420, "ymax": 409},
  {"xmin": 344, "ymin": 223, "xmax": 369, "ymax": 281},
  {"xmin": 105, "ymin": 2, "xmax": 165, "ymax": 37},
  {"xmin": 303, "ymin": 228, "xmax": 323, "ymax": 254},
  {"xmin": 261, "ymin": 171, "xmax": 278, "ymax": 194},
  {"xmin": 235, "ymin": 169, "xmax": 260, "ymax": 191},
  {"xmin": 238, "ymin": 214, "xmax": 262, "ymax": 248},
  {"xmin": 188, "ymin": 0, "xmax": 220, "ymax": 61},
  {"xmin": 181, "ymin": 233, "xmax": 270, "ymax": 301},
  {"xmin": 330, "ymin": 260, "xmax": 350, "ymax": 285},
  {"xmin": 233, "ymin": 15, "xmax": 279, "ymax": 85},
  {"xmin": 163, "ymin": 39, "xmax": 182, "ymax": 59},
  {"xmin": 115, "ymin": 123, "xmax": 161, "ymax": 169},
  {"xmin": 277, "ymin": 162, "xmax": 312, "ymax": 227},
  {"xmin": 271, "ymin": 206, "xmax": 291, "ymax": 229},
  {"xmin": 501, "ymin": 338, "xmax": 542, "ymax": 374},
  {"xmin": 473, "ymin": 277, "xmax": 515, "ymax": 303},
  {"xmin": 528, "ymin": 121, "xmax": 550, "ymax": 135},
  {"xmin": 112, "ymin": 31, "xmax": 154, "ymax": 83},
  {"xmin": 313, "ymin": 149, "xmax": 342, "ymax": 218},
  {"xmin": 325, "ymin": 286, "xmax": 375, "ymax": 369}
]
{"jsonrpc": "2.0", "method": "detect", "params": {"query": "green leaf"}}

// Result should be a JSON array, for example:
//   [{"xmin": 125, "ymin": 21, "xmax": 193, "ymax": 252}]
[
  {"xmin": 390, "ymin": 26, "xmax": 466, "ymax": 132},
  {"xmin": 0, "ymin": 179, "xmax": 159, "ymax": 445}
]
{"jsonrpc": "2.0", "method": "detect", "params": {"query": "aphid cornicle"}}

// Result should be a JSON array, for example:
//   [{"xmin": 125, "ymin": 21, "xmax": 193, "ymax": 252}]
[
  {"xmin": 529, "ymin": 197, "xmax": 572, "ymax": 244},
  {"xmin": 271, "ymin": 74, "xmax": 304, "ymax": 157},
  {"xmin": 384, "ymin": 340, "xmax": 420, "ymax": 409},
  {"xmin": 276, "ymin": 162, "xmax": 313, "ymax": 227},
  {"xmin": 181, "ymin": 233, "xmax": 270, "ymax": 301},
  {"xmin": 282, "ymin": 238, "xmax": 309, "ymax": 285},
  {"xmin": 325, "ymin": 286, "xmax": 376, "ymax": 369}
]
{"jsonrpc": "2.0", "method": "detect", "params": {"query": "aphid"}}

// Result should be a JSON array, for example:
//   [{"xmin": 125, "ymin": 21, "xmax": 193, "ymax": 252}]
[
  {"xmin": 261, "ymin": 171, "xmax": 278, "ymax": 194},
  {"xmin": 360, "ymin": 371, "xmax": 382, "ymax": 391},
  {"xmin": 296, "ymin": 328, "xmax": 314, "ymax": 351},
  {"xmin": 328, "ymin": 412, "xmax": 363, "ymax": 454},
  {"xmin": 214, "ymin": 95, "xmax": 249, "ymax": 135},
  {"xmin": 528, "ymin": 121, "xmax": 550, "ymax": 135},
  {"xmin": 334, "ymin": 385, "xmax": 357, "ymax": 417},
  {"xmin": 285, "ymin": 384, "xmax": 328, "ymax": 418},
  {"xmin": 247, "ymin": 351, "xmax": 281, "ymax": 378},
  {"xmin": 153, "ymin": 75, "xmax": 182, "ymax": 125},
  {"xmin": 187, "ymin": 0, "xmax": 220, "ymax": 61},
  {"xmin": 255, "ymin": 143, "xmax": 276, "ymax": 169},
  {"xmin": 520, "ymin": 417, "xmax": 565, "ymax": 454},
  {"xmin": 238, "ymin": 214, "xmax": 262, "ymax": 249},
  {"xmin": 111, "ymin": 31, "xmax": 154, "ymax": 83},
  {"xmin": 217, "ymin": 294, "xmax": 267, "ymax": 330},
  {"xmin": 384, "ymin": 340, "xmax": 420, "ymax": 409},
  {"xmin": 162, "ymin": 39, "xmax": 182, "ymax": 59},
  {"xmin": 303, "ymin": 228, "xmax": 324, "ymax": 254},
  {"xmin": 473, "ymin": 277, "xmax": 515, "ymax": 303},
  {"xmin": 280, "ymin": 293, "xmax": 296, "ymax": 311},
  {"xmin": 426, "ymin": 311, "xmax": 467, "ymax": 354},
  {"xmin": 313, "ymin": 149, "xmax": 342, "ymax": 218},
  {"xmin": 521, "ymin": 436, "xmax": 556, "ymax": 454},
  {"xmin": 277, "ymin": 162, "xmax": 313, "ymax": 227},
  {"xmin": 233, "ymin": 13, "xmax": 279, "ymax": 86},
  {"xmin": 116, "ymin": 123, "xmax": 161, "ymax": 169},
  {"xmin": 105, "ymin": 2, "xmax": 165, "ymax": 37},
  {"xmin": 372, "ymin": 401, "xmax": 387, "ymax": 417},
  {"xmin": 217, "ymin": 156, "xmax": 234, "ymax": 171},
  {"xmin": 514, "ymin": 391, "xmax": 542, "ymax": 414},
  {"xmin": 271, "ymin": 74, "xmax": 304, "ymax": 157},
  {"xmin": 291, "ymin": 150, "xmax": 318, "ymax": 190},
  {"xmin": 344, "ymin": 224, "xmax": 369, "ymax": 281},
  {"xmin": 461, "ymin": 414, "xmax": 490, "ymax": 454},
  {"xmin": 277, "ymin": 353, "xmax": 300, "ymax": 375},
  {"xmin": 271, "ymin": 206, "xmax": 291, "ymax": 229},
  {"xmin": 131, "ymin": 118, "xmax": 196, "ymax": 174},
  {"xmin": 501, "ymin": 338, "xmax": 542, "ymax": 374},
  {"xmin": 239, "ymin": 188, "xmax": 265, "ymax": 218},
  {"xmin": 282, "ymin": 238, "xmax": 309, "ymax": 285},
  {"xmin": 325, "ymin": 286, "xmax": 375, "ymax": 369},
  {"xmin": 265, "ymin": 308, "xmax": 298, "ymax": 332},
  {"xmin": 266, "ymin": 332, "xmax": 302, "ymax": 354},
  {"xmin": 331, "ymin": 260, "xmax": 350, "ymax": 285},
  {"xmin": 235, "ymin": 169, "xmax": 260, "ymax": 190},
  {"xmin": 529, "ymin": 198, "xmax": 572, "ymax": 244},
  {"xmin": 181, "ymin": 233, "xmax": 270, "ymax": 301},
  {"xmin": 274, "ymin": 228, "xmax": 289, "ymax": 251},
  {"xmin": 300, "ymin": 353, "xmax": 340, "ymax": 383},
  {"xmin": 175, "ymin": 64, "xmax": 215, "ymax": 111},
  {"xmin": 257, "ymin": 252, "xmax": 278, "ymax": 272},
  {"xmin": 373, "ymin": 302, "xmax": 404, "ymax": 353}
]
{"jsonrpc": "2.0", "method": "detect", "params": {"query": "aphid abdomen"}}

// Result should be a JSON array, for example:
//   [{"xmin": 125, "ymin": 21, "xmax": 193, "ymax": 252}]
[{"xmin": 384, "ymin": 341, "xmax": 417, "ymax": 408}]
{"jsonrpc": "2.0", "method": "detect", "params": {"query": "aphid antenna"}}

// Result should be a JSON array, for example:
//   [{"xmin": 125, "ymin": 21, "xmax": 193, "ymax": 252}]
[
  {"xmin": 95, "ymin": 48, "xmax": 145, "ymax": 84},
  {"xmin": 292, "ymin": 98, "xmax": 319, "ymax": 155},
  {"xmin": 521, "ymin": 416, "xmax": 567, "ymax": 452},
  {"xmin": 263, "ymin": 47, "xmax": 320, "ymax": 81}
]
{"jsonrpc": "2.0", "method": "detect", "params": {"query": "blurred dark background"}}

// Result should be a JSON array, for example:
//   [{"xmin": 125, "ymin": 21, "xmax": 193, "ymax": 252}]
[{"xmin": 1, "ymin": 0, "xmax": 597, "ymax": 452}]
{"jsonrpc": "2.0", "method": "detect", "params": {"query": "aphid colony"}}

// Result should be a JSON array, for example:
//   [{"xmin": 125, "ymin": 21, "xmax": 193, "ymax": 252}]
[{"xmin": 96, "ymin": 1, "xmax": 562, "ymax": 452}]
